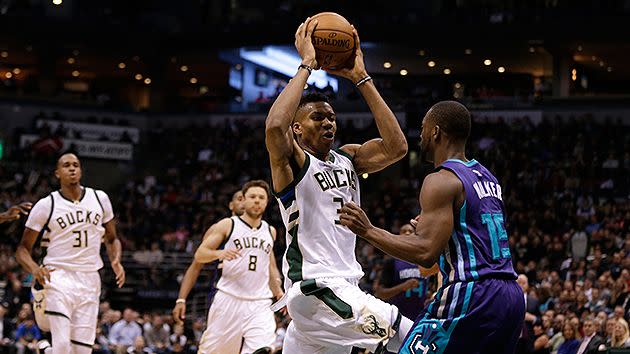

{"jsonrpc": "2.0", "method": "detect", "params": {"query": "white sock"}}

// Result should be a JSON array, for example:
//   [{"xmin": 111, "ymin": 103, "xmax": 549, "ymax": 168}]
[{"xmin": 386, "ymin": 314, "xmax": 413, "ymax": 352}]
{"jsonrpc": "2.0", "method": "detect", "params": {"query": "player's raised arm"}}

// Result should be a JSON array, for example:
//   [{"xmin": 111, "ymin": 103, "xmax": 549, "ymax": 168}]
[
  {"xmin": 325, "ymin": 28, "xmax": 407, "ymax": 174},
  {"xmin": 265, "ymin": 19, "xmax": 318, "ymax": 192},
  {"xmin": 194, "ymin": 218, "xmax": 238, "ymax": 263},
  {"xmin": 340, "ymin": 170, "xmax": 459, "ymax": 268}
]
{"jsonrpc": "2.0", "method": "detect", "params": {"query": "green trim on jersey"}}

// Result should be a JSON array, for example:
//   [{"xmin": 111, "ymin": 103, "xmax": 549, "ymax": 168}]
[
  {"xmin": 335, "ymin": 148, "xmax": 354, "ymax": 161},
  {"xmin": 274, "ymin": 153, "xmax": 311, "ymax": 210},
  {"xmin": 300, "ymin": 279, "xmax": 353, "ymax": 319},
  {"xmin": 286, "ymin": 218, "xmax": 302, "ymax": 282},
  {"xmin": 274, "ymin": 153, "xmax": 311, "ymax": 198}
]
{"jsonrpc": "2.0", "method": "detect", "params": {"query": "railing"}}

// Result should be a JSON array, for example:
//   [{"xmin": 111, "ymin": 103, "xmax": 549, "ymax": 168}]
[{"xmin": 101, "ymin": 251, "xmax": 218, "ymax": 313}]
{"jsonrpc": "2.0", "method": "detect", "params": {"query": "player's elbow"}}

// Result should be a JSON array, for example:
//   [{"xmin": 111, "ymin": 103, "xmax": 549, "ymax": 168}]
[
  {"xmin": 373, "ymin": 287, "xmax": 391, "ymax": 301},
  {"xmin": 394, "ymin": 139, "xmax": 408, "ymax": 159},
  {"xmin": 265, "ymin": 114, "xmax": 289, "ymax": 132},
  {"xmin": 414, "ymin": 250, "xmax": 439, "ymax": 269},
  {"xmin": 193, "ymin": 249, "xmax": 205, "ymax": 263},
  {"xmin": 386, "ymin": 139, "xmax": 408, "ymax": 161},
  {"xmin": 189, "ymin": 260, "xmax": 204, "ymax": 272}
]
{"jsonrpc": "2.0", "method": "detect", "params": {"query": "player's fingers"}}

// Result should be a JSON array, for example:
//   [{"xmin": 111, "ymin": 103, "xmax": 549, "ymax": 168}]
[
  {"xmin": 305, "ymin": 19, "xmax": 318, "ymax": 39},
  {"xmin": 19, "ymin": 202, "xmax": 33, "ymax": 212},
  {"xmin": 339, "ymin": 214, "xmax": 355, "ymax": 226},
  {"xmin": 410, "ymin": 219, "xmax": 418, "ymax": 227},
  {"xmin": 343, "ymin": 201, "xmax": 360, "ymax": 211},
  {"xmin": 352, "ymin": 26, "xmax": 361, "ymax": 48},
  {"xmin": 295, "ymin": 22, "xmax": 305, "ymax": 39},
  {"xmin": 340, "ymin": 205, "xmax": 360, "ymax": 218}
]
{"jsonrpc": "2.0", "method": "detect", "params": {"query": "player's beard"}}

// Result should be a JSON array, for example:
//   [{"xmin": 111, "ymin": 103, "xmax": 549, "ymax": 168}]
[{"xmin": 420, "ymin": 147, "xmax": 433, "ymax": 164}]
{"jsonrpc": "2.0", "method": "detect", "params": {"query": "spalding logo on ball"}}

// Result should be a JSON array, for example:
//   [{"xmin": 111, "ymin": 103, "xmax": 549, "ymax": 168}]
[{"xmin": 309, "ymin": 12, "xmax": 356, "ymax": 69}]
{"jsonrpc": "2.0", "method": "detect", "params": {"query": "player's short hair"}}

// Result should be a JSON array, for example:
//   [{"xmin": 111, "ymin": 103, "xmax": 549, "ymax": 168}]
[
  {"xmin": 426, "ymin": 101, "xmax": 471, "ymax": 142},
  {"xmin": 56, "ymin": 152, "xmax": 80, "ymax": 168},
  {"xmin": 298, "ymin": 92, "xmax": 330, "ymax": 110},
  {"xmin": 242, "ymin": 180, "xmax": 270, "ymax": 198},
  {"xmin": 231, "ymin": 189, "xmax": 243, "ymax": 201},
  {"xmin": 294, "ymin": 92, "xmax": 332, "ymax": 125}
]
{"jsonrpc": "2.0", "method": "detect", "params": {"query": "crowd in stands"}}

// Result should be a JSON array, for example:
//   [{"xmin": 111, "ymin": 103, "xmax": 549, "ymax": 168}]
[{"xmin": 0, "ymin": 109, "xmax": 629, "ymax": 353}]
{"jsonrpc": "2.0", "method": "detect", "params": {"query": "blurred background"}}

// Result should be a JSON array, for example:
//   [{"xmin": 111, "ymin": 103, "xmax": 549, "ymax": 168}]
[{"xmin": 0, "ymin": 0, "xmax": 629, "ymax": 353}]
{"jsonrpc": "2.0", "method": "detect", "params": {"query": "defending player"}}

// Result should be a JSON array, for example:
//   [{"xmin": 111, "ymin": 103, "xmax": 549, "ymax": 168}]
[
  {"xmin": 339, "ymin": 101, "xmax": 525, "ymax": 354},
  {"xmin": 374, "ymin": 224, "xmax": 431, "ymax": 321},
  {"xmin": 16, "ymin": 153, "xmax": 125, "ymax": 354},
  {"xmin": 265, "ymin": 18, "xmax": 410, "ymax": 353}
]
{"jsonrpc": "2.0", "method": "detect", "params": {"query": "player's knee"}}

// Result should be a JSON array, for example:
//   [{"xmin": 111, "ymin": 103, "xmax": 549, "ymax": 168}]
[
  {"xmin": 54, "ymin": 338, "xmax": 71, "ymax": 353},
  {"xmin": 252, "ymin": 347, "xmax": 272, "ymax": 354}
]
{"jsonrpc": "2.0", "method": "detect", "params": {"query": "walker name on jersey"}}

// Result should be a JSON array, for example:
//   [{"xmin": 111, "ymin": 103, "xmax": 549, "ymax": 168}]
[
  {"xmin": 472, "ymin": 180, "xmax": 503, "ymax": 201},
  {"xmin": 314, "ymin": 169, "xmax": 357, "ymax": 192},
  {"xmin": 55, "ymin": 210, "xmax": 102, "ymax": 229},
  {"xmin": 233, "ymin": 236, "xmax": 272, "ymax": 254}
]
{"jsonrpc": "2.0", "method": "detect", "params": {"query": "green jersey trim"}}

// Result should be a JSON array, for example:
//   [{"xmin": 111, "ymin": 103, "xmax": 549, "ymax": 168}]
[
  {"xmin": 286, "ymin": 217, "xmax": 302, "ymax": 282},
  {"xmin": 335, "ymin": 148, "xmax": 354, "ymax": 162},
  {"xmin": 300, "ymin": 279, "xmax": 353, "ymax": 319}
]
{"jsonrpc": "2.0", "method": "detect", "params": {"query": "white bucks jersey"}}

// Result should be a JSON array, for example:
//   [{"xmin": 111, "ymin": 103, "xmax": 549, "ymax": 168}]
[
  {"xmin": 25, "ymin": 187, "xmax": 114, "ymax": 272},
  {"xmin": 276, "ymin": 149, "xmax": 363, "ymax": 291},
  {"xmin": 216, "ymin": 216, "xmax": 274, "ymax": 300}
]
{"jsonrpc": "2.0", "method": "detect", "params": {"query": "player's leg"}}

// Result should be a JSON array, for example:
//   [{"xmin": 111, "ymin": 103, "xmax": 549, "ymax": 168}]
[
  {"xmin": 47, "ymin": 313, "xmax": 73, "ymax": 354},
  {"xmin": 197, "ymin": 291, "xmax": 243, "ymax": 354},
  {"xmin": 43, "ymin": 270, "xmax": 74, "ymax": 354},
  {"xmin": 491, "ymin": 279, "xmax": 525, "ymax": 354},
  {"xmin": 67, "ymin": 271, "xmax": 100, "ymax": 354},
  {"xmin": 286, "ymin": 278, "xmax": 407, "ymax": 353},
  {"xmin": 240, "ymin": 299, "xmax": 276, "ymax": 354},
  {"xmin": 282, "ymin": 321, "xmax": 350, "ymax": 354}
]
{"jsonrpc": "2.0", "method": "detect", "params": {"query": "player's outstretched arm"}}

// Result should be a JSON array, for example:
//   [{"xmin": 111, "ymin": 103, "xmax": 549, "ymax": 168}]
[
  {"xmin": 194, "ymin": 218, "xmax": 238, "ymax": 263},
  {"xmin": 340, "ymin": 170, "xmax": 459, "ymax": 268},
  {"xmin": 326, "ymin": 28, "xmax": 407, "ymax": 174},
  {"xmin": 104, "ymin": 220, "xmax": 125, "ymax": 288},
  {"xmin": 172, "ymin": 223, "xmax": 219, "ymax": 324},
  {"xmin": 0, "ymin": 202, "xmax": 32, "ymax": 224},
  {"xmin": 374, "ymin": 278, "xmax": 419, "ymax": 301},
  {"xmin": 265, "ymin": 18, "xmax": 316, "ymax": 193}
]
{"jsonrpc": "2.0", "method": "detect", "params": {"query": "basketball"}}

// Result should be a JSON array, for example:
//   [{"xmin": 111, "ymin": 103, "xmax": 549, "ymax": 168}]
[{"xmin": 309, "ymin": 12, "xmax": 355, "ymax": 69}]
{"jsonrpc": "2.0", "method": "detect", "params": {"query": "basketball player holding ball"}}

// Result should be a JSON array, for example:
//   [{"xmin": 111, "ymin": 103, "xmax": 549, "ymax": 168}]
[{"xmin": 265, "ymin": 16, "xmax": 413, "ymax": 353}]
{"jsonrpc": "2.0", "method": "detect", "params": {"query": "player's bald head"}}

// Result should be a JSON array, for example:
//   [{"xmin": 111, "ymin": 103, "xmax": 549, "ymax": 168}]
[{"xmin": 56, "ymin": 153, "xmax": 80, "ymax": 168}]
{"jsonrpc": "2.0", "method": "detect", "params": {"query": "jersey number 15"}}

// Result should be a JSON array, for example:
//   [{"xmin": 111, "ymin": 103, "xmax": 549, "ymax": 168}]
[{"xmin": 480, "ymin": 213, "xmax": 511, "ymax": 260}]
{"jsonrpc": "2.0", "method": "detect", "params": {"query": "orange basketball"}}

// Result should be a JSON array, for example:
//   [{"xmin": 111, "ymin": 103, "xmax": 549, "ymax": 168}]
[{"xmin": 309, "ymin": 12, "xmax": 355, "ymax": 69}]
